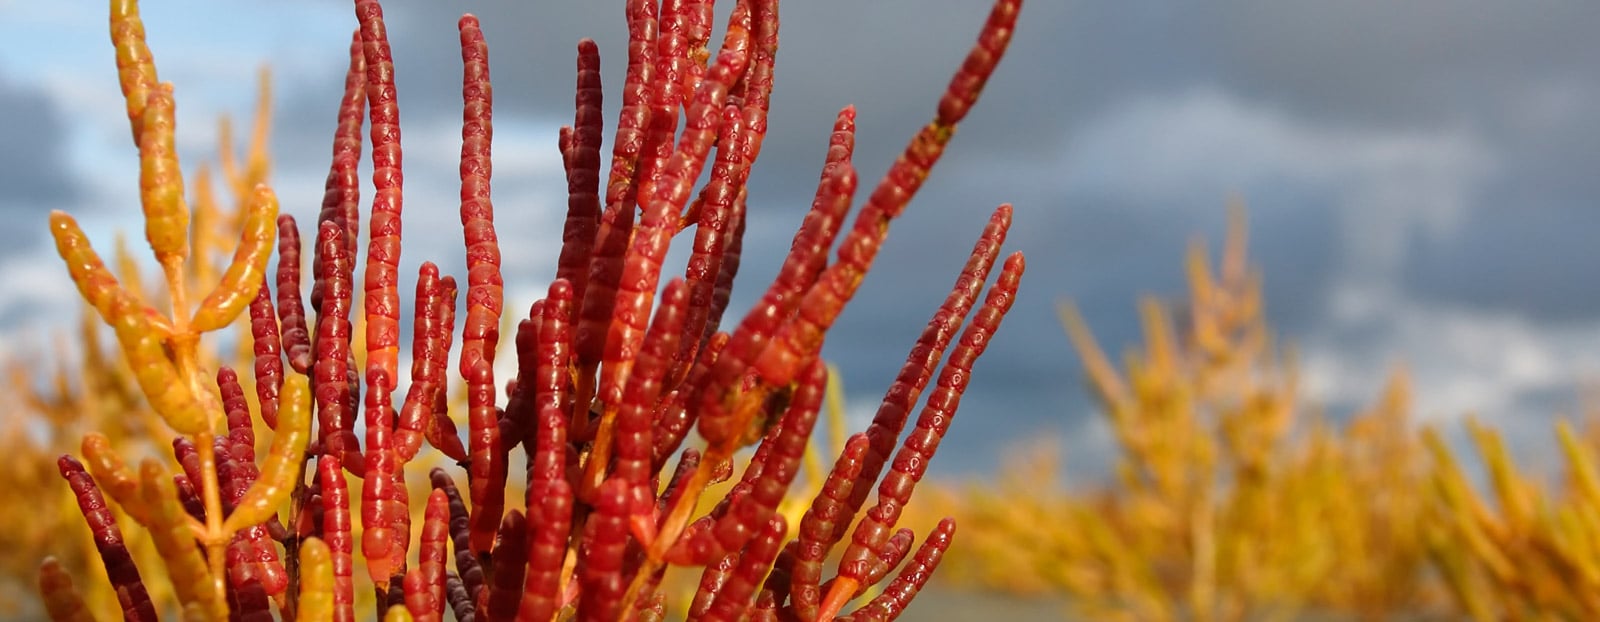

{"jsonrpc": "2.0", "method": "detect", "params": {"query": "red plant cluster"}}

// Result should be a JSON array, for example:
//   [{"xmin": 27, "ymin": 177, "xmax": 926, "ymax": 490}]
[{"xmin": 48, "ymin": 0, "xmax": 1024, "ymax": 619}]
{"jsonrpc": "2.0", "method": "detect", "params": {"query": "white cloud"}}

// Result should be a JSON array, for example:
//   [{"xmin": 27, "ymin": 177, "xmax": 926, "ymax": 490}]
[{"xmin": 1300, "ymin": 286, "xmax": 1600, "ymax": 479}]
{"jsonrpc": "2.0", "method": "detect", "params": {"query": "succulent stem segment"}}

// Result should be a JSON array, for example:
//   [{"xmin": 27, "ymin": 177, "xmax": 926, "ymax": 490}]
[{"xmin": 44, "ymin": 0, "xmax": 1024, "ymax": 620}]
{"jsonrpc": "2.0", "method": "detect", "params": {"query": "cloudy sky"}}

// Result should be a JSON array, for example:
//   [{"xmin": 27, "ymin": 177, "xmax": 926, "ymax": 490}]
[{"xmin": 3, "ymin": 1, "xmax": 1599, "ymax": 480}]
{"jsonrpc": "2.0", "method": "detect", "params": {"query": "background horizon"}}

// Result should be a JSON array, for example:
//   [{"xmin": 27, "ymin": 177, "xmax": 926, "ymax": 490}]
[{"xmin": 3, "ymin": 1, "xmax": 1600, "ymax": 481}]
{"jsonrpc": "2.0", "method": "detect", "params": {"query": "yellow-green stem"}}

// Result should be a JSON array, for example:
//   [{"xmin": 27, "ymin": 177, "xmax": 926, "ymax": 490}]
[
  {"xmin": 196, "ymin": 432, "xmax": 228, "ymax": 608},
  {"xmin": 163, "ymin": 255, "xmax": 228, "ymax": 612}
]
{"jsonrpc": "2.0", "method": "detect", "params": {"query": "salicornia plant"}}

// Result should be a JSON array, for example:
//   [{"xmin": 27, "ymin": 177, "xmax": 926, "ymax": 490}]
[
  {"xmin": 1424, "ymin": 416, "xmax": 1600, "ymax": 620},
  {"xmin": 917, "ymin": 210, "xmax": 1440, "ymax": 621},
  {"xmin": 40, "ymin": 0, "xmax": 1024, "ymax": 619}
]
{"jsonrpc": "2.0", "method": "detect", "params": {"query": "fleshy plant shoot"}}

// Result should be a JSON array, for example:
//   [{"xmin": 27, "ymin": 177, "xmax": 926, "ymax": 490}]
[{"xmin": 42, "ymin": 0, "xmax": 1025, "ymax": 620}]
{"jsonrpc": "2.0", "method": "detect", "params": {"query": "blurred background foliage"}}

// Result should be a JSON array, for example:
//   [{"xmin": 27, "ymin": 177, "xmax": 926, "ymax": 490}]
[{"xmin": 916, "ymin": 210, "xmax": 1443, "ymax": 621}]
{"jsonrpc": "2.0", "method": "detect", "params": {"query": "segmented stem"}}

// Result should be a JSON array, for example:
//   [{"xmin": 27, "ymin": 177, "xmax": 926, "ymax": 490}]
[
  {"xmin": 700, "ymin": 514, "xmax": 787, "ymax": 622},
  {"xmin": 484, "ymin": 510, "xmax": 528, "ymax": 621},
  {"xmin": 445, "ymin": 571, "xmax": 477, "ymax": 622},
  {"xmin": 529, "ymin": 280, "xmax": 575, "ymax": 493},
  {"xmin": 694, "ymin": 148, "xmax": 856, "ymax": 450},
  {"xmin": 79, "ymin": 433, "xmax": 154, "ymax": 526},
  {"xmin": 141, "ymin": 459, "xmax": 229, "ymax": 620},
  {"xmin": 249, "ymin": 273, "xmax": 285, "ymax": 429},
  {"xmin": 110, "ymin": 0, "xmax": 158, "ymax": 146},
  {"xmin": 516, "ymin": 478, "xmax": 573, "ymax": 622},
  {"xmin": 313, "ymin": 220, "xmax": 363, "ymax": 473},
  {"xmin": 599, "ymin": 0, "xmax": 751, "ymax": 412},
  {"xmin": 397, "ymin": 263, "xmax": 447, "ymax": 461},
  {"xmin": 574, "ymin": 0, "xmax": 657, "ymax": 386},
  {"xmin": 224, "ymin": 374, "xmax": 312, "ymax": 536},
  {"xmin": 192, "ymin": 184, "xmax": 279, "ymax": 332},
  {"xmin": 588, "ymin": 278, "xmax": 690, "ymax": 503},
  {"xmin": 296, "ymin": 537, "xmax": 334, "ymax": 622},
  {"xmin": 823, "ymin": 253, "xmax": 1025, "ymax": 621},
  {"xmin": 137, "ymin": 84, "xmax": 189, "ymax": 266},
  {"xmin": 59, "ymin": 455, "xmax": 158, "ymax": 622},
  {"xmin": 751, "ymin": 0, "xmax": 1022, "ymax": 388},
  {"xmin": 840, "ymin": 205, "xmax": 1011, "ymax": 542},
  {"xmin": 668, "ymin": 360, "xmax": 825, "ymax": 565},
  {"xmin": 839, "ymin": 519, "xmax": 956, "ymax": 622},
  {"xmin": 671, "ymin": 104, "xmax": 747, "ymax": 385},
  {"xmin": 426, "ymin": 276, "xmax": 468, "ymax": 461},
  {"xmin": 555, "ymin": 39, "xmax": 604, "ymax": 304},
  {"xmin": 578, "ymin": 478, "xmax": 633, "ymax": 622},
  {"xmin": 312, "ymin": 30, "xmax": 366, "ymax": 315},
  {"xmin": 37, "ymin": 558, "xmax": 94, "ymax": 622},
  {"xmin": 359, "ymin": 3, "xmax": 406, "ymax": 399},
  {"xmin": 430, "ymin": 469, "xmax": 486, "ymax": 610},
  {"xmin": 456, "ymin": 14, "xmax": 507, "ymax": 559},
  {"xmin": 319, "ymin": 456, "xmax": 356, "ymax": 622},
  {"xmin": 276, "ymin": 214, "xmax": 314, "ymax": 375}
]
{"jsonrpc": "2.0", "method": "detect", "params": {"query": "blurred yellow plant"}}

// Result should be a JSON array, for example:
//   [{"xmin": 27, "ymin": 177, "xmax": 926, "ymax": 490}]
[
  {"xmin": 923, "ymin": 207, "xmax": 1445, "ymax": 621},
  {"xmin": 1424, "ymin": 415, "xmax": 1600, "ymax": 620}
]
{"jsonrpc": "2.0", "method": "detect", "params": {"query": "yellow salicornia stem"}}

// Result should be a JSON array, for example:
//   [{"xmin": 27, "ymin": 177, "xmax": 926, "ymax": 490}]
[
  {"xmin": 156, "ymin": 193, "xmax": 230, "ymax": 610},
  {"xmin": 190, "ymin": 185, "xmax": 278, "ymax": 333},
  {"xmin": 297, "ymin": 538, "xmax": 335, "ymax": 622},
  {"xmin": 113, "ymin": 0, "xmax": 232, "ymax": 591},
  {"xmin": 141, "ymin": 458, "xmax": 227, "ymax": 620},
  {"xmin": 149, "ymin": 77, "xmax": 232, "ymax": 621},
  {"xmin": 382, "ymin": 604, "xmax": 414, "ymax": 621},
  {"xmin": 222, "ymin": 375, "xmax": 311, "ymax": 533}
]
